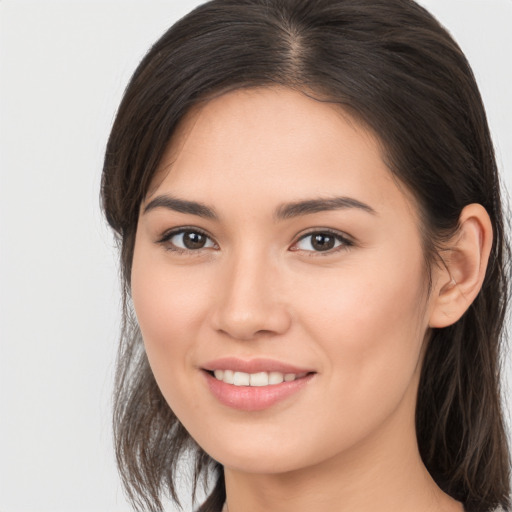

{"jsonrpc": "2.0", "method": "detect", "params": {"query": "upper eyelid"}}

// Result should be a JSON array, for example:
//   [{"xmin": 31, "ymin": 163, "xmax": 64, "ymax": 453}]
[
  {"xmin": 291, "ymin": 230, "xmax": 353, "ymax": 250},
  {"xmin": 294, "ymin": 228, "xmax": 353, "ymax": 243},
  {"xmin": 158, "ymin": 226, "xmax": 215, "ymax": 243}
]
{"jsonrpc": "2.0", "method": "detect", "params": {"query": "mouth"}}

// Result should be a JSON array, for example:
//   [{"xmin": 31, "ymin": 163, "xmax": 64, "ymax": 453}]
[{"xmin": 201, "ymin": 358, "xmax": 316, "ymax": 411}]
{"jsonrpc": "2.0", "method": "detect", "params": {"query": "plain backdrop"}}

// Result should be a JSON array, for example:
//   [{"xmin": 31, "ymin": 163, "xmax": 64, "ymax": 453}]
[{"xmin": 0, "ymin": 1, "xmax": 510, "ymax": 511}]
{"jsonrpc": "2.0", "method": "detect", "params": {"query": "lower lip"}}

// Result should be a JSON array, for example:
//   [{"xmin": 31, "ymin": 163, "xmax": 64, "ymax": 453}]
[{"xmin": 203, "ymin": 371, "xmax": 314, "ymax": 411}]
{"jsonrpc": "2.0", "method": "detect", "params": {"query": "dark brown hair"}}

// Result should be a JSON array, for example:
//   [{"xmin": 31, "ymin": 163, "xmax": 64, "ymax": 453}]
[{"xmin": 101, "ymin": 1, "xmax": 511, "ymax": 511}]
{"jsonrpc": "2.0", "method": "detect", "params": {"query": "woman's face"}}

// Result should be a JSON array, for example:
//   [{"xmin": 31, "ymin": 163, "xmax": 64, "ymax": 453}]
[{"xmin": 131, "ymin": 87, "xmax": 441, "ymax": 474}]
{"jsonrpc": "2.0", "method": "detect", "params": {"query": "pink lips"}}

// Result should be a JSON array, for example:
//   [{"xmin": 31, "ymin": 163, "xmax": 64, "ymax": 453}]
[
  {"xmin": 202, "ymin": 357, "xmax": 315, "ymax": 412},
  {"xmin": 202, "ymin": 357, "xmax": 312, "ymax": 375}
]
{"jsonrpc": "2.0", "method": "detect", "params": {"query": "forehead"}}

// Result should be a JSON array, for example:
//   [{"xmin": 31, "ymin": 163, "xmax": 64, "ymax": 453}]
[
  {"xmin": 163, "ymin": 87, "xmax": 379, "ymax": 166},
  {"xmin": 146, "ymin": 87, "xmax": 417, "ymax": 223}
]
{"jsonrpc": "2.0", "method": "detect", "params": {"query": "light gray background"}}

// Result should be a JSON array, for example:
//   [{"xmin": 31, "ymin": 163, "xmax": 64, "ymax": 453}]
[{"xmin": 0, "ymin": 1, "xmax": 510, "ymax": 511}]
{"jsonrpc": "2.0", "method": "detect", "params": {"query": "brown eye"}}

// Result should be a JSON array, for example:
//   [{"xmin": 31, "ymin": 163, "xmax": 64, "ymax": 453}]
[
  {"xmin": 182, "ymin": 230, "xmax": 208, "ymax": 249},
  {"xmin": 310, "ymin": 233, "xmax": 336, "ymax": 251},
  {"xmin": 163, "ymin": 229, "xmax": 216, "ymax": 251},
  {"xmin": 293, "ymin": 231, "xmax": 352, "ymax": 253}
]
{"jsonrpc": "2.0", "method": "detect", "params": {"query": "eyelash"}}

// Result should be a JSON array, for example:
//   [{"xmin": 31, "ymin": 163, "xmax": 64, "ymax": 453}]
[
  {"xmin": 157, "ymin": 227, "xmax": 216, "ymax": 256},
  {"xmin": 157, "ymin": 227, "xmax": 354, "ymax": 256},
  {"xmin": 292, "ymin": 229, "xmax": 354, "ymax": 256}
]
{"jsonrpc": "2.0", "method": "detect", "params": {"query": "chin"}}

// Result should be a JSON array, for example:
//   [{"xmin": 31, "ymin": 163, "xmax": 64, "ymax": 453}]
[
  {"xmin": 191, "ymin": 425, "xmax": 342, "ymax": 477},
  {"xmin": 213, "ymin": 449, "xmax": 305, "ymax": 475}
]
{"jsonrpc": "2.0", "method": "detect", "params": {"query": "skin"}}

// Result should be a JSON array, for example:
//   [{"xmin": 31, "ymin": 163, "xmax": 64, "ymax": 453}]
[{"xmin": 131, "ymin": 87, "xmax": 490, "ymax": 512}]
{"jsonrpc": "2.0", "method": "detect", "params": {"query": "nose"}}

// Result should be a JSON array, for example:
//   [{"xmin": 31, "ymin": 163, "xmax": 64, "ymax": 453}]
[{"xmin": 210, "ymin": 251, "xmax": 292, "ymax": 341}]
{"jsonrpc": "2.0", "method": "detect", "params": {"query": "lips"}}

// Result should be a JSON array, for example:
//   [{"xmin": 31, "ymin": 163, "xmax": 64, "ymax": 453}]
[
  {"xmin": 202, "ymin": 356, "xmax": 313, "ymax": 375},
  {"xmin": 201, "ymin": 357, "xmax": 315, "ymax": 411}
]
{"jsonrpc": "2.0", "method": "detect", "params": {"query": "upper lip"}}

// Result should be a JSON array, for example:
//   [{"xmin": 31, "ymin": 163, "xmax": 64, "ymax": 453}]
[{"xmin": 201, "ymin": 357, "xmax": 315, "ymax": 375}]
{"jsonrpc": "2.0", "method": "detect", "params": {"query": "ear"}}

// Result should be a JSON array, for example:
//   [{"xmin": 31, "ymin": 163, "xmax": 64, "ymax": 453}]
[{"xmin": 429, "ymin": 203, "xmax": 493, "ymax": 328}]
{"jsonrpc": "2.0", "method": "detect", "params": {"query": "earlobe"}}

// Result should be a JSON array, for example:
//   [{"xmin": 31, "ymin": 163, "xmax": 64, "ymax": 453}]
[{"xmin": 429, "ymin": 203, "xmax": 493, "ymax": 328}]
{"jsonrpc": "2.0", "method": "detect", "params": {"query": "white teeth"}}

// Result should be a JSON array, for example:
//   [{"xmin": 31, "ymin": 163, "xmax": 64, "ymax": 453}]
[
  {"xmin": 233, "ymin": 371, "xmax": 250, "ymax": 386},
  {"xmin": 213, "ymin": 370, "xmax": 299, "ymax": 386},
  {"xmin": 249, "ymin": 372, "xmax": 269, "ymax": 386},
  {"xmin": 223, "ymin": 369, "xmax": 234, "ymax": 384},
  {"xmin": 268, "ymin": 371, "xmax": 284, "ymax": 385}
]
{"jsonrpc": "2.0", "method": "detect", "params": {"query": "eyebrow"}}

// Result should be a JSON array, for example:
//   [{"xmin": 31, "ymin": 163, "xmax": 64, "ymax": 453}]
[
  {"xmin": 274, "ymin": 196, "xmax": 377, "ymax": 220},
  {"xmin": 143, "ymin": 194, "xmax": 376, "ymax": 220},
  {"xmin": 144, "ymin": 195, "xmax": 218, "ymax": 219}
]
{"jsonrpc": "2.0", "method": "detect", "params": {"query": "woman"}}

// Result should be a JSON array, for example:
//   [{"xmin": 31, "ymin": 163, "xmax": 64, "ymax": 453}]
[{"xmin": 101, "ymin": 0, "xmax": 511, "ymax": 511}]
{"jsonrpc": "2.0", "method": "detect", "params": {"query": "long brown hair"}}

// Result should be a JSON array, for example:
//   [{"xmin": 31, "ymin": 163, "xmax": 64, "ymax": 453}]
[{"xmin": 101, "ymin": 1, "xmax": 511, "ymax": 511}]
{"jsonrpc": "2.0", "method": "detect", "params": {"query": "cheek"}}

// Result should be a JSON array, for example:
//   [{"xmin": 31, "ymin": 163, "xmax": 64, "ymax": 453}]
[
  {"xmin": 295, "ymin": 245, "xmax": 429, "ymax": 408},
  {"xmin": 130, "ymin": 243, "xmax": 212, "ymax": 379},
  {"xmin": 313, "ymin": 239, "xmax": 427, "ymax": 344},
  {"xmin": 130, "ymin": 251, "xmax": 216, "ymax": 433},
  {"xmin": 132, "ymin": 271, "xmax": 206, "ymax": 338}
]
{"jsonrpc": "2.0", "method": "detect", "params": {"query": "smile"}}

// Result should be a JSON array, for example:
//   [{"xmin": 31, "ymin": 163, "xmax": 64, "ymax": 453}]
[{"xmin": 202, "ymin": 359, "xmax": 315, "ymax": 411}]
